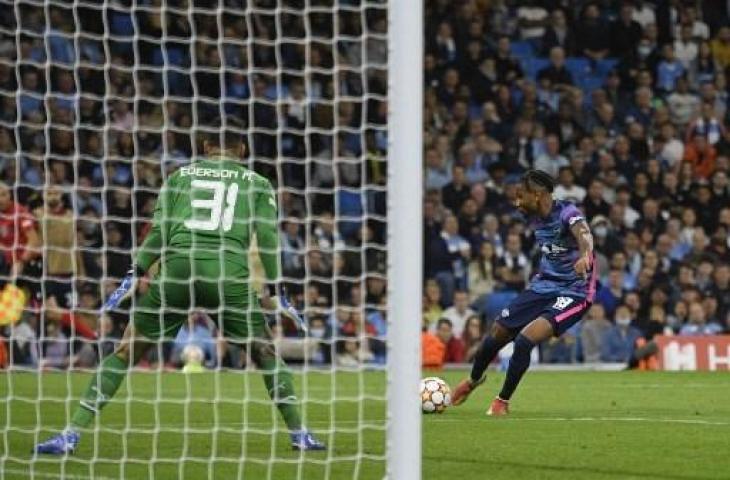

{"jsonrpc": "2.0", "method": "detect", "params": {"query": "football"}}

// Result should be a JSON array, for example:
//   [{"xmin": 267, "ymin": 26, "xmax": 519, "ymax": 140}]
[{"xmin": 420, "ymin": 377, "xmax": 451, "ymax": 414}]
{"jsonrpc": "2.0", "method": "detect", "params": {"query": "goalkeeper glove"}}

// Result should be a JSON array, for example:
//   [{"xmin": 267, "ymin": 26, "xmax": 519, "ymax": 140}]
[
  {"xmin": 262, "ymin": 284, "xmax": 308, "ymax": 334},
  {"xmin": 102, "ymin": 265, "xmax": 145, "ymax": 312}
]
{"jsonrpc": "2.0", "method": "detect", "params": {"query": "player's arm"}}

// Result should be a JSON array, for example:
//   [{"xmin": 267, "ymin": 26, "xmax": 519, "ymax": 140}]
[
  {"xmin": 103, "ymin": 179, "xmax": 174, "ymax": 311},
  {"xmin": 135, "ymin": 177, "xmax": 174, "ymax": 274},
  {"xmin": 254, "ymin": 179, "xmax": 308, "ymax": 332},
  {"xmin": 570, "ymin": 219, "xmax": 594, "ymax": 278}
]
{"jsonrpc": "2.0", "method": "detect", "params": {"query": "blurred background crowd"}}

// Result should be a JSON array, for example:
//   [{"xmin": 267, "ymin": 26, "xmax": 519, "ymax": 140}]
[{"xmin": 0, "ymin": 0, "xmax": 728, "ymax": 370}]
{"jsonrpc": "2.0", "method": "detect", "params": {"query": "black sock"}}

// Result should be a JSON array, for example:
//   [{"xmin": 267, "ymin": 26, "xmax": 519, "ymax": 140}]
[
  {"xmin": 470, "ymin": 335, "xmax": 502, "ymax": 383},
  {"xmin": 498, "ymin": 334, "xmax": 535, "ymax": 401}
]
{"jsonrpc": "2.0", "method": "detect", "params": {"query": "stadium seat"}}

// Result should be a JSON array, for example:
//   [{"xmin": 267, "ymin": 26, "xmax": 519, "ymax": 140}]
[
  {"xmin": 525, "ymin": 58, "xmax": 550, "ymax": 81},
  {"xmin": 565, "ymin": 57, "xmax": 590, "ymax": 78},
  {"xmin": 596, "ymin": 58, "xmax": 619, "ymax": 76},
  {"xmin": 509, "ymin": 41, "xmax": 534, "ymax": 59}
]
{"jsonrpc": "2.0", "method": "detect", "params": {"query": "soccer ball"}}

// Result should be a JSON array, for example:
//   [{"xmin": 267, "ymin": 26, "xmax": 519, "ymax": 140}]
[{"xmin": 420, "ymin": 377, "xmax": 451, "ymax": 414}]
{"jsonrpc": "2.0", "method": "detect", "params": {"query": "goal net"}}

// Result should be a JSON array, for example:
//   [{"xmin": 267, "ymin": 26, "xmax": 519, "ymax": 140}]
[{"xmin": 0, "ymin": 0, "xmax": 420, "ymax": 478}]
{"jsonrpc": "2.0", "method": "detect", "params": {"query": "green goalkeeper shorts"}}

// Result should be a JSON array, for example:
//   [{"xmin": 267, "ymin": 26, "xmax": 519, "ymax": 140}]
[{"xmin": 132, "ymin": 254, "xmax": 265, "ymax": 340}]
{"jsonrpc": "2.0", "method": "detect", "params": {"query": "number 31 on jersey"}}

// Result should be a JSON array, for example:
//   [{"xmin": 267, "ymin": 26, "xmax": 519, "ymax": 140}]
[{"xmin": 184, "ymin": 179, "xmax": 239, "ymax": 232}]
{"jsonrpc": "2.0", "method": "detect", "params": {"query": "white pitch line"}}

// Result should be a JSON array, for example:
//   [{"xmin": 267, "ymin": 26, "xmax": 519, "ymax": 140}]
[
  {"xmin": 22, "ymin": 416, "xmax": 730, "ymax": 431},
  {"xmin": 428, "ymin": 416, "xmax": 730, "ymax": 427}
]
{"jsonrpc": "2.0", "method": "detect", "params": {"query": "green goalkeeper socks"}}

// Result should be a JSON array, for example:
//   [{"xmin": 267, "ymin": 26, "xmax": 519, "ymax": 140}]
[
  {"xmin": 259, "ymin": 357, "xmax": 303, "ymax": 432},
  {"xmin": 71, "ymin": 354, "xmax": 128, "ymax": 429}
]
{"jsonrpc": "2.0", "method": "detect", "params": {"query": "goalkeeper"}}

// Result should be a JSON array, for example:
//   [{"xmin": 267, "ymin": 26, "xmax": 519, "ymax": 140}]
[{"xmin": 35, "ymin": 121, "xmax": 325, "ymax": 453}]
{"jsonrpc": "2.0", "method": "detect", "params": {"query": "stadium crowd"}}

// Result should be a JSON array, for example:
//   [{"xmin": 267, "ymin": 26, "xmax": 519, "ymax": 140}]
[
  {"xmin": 421, "ymin": 0, "xmax": 730, "ymax": 366},
  {"xmin": 0, "ymin": 0, "xmax": 728, "ymax": 370}
]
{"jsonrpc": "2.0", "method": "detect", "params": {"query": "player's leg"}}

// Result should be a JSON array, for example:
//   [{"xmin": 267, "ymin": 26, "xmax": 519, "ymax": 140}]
[
  {"xmin": 220, "ymin": 291, "xmax": 325, "ymax": 450},
  {"xmin": 35, "ymin": 273, "xmax": 188, "ymax": 454},
  {"xmin": 452, "ymin": 291, "xmax": 542, "ymax": 406},
  {"xmin": 452, "ymin": 321, "xmax": 514, "ymax": 405},
  {"xmin": 491, "ymin": 296, "xmax": 590, "ymax": 415},
  {"xmin": 489, "ymin": 316, "xmax": 553, "ymax": 415}
]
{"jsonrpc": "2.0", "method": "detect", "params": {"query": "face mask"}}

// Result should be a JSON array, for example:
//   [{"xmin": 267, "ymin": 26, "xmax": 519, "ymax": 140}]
[
  {"xmin": 310, "ymin": 328, "xmax": 326, "ymax": 339},
  {"xmin": 637, "ymin": 44, "xmax": 652, "ymax": 58},
  {"xmin": 594, "ymin": 225, "xmax": 608, "ymax": 238},
  {"xmin": 616, "ymin": 317, "xmax": 631, "ymax": 327}
]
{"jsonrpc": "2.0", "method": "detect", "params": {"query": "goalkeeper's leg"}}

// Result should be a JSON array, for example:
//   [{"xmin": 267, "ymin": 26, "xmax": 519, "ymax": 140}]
[
  {"xmin": 69, "ymin": 323, "xmax": 153, "ymax": 430},
  {"xmin": 248, "ymin": 337, "xmax": 325, "ymax": 451},
  {"xmin": 35, "ymin": 278, "xmax": 187, "ymax": 454}
]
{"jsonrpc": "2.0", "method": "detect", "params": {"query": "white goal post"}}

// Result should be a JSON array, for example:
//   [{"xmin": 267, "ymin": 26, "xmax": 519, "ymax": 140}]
[{"xmin": 387, "ymin": 0, "xmax": 422, "ymax": 479}]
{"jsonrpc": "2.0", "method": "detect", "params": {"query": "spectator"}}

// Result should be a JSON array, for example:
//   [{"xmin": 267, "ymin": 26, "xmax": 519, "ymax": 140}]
[
  {"xmin": 497, "ymin": 233, "xmax": 530, "ymax": 292},
  {"xmin": 666, "ymin": 76, "xmax": 700, "ymax": 130},
  {"xmin": 442, "ymin": 165, "xmax": 471, "ymax": 214},
  {"xmin": 553, "ymin": 167, "xmax": 587, "ymax": 203},
  {"xmin": 537, "ymin": 47, "xmax": 574, "ymax": 94},
  {"xmin": 441, "ymin": 290, "xmax": 475, "ymax": 338},
  {"xmin": 576, "ymin": 3, "xmax": 611, "ymax": 61},
  {"xmin": 674, "ymin": 24, "xmax": 698, "ymax": 69},
  {"xmin": 709, "ymin": 26, "xmax": 730, "ymax": 70},
  {"xmin": 0, "ymin": 182, "xmax": 41, "ymax": 280},
  {"xmin": 428, "ymin": 214, "xmax": 470, "ymax": 303},
  {"xmin": 682, "ymin": 134, "xmax": 717, "ymax": 179},
  {"xmin": 600, "ymin": 305, "xmax": 642, "ymax": 363},
  {"xmin": 533, "ymin": 133, "xmax": 568, "ymax": 178},
  {"xmin": 581, "ymin": 304, "xmax": 612, "ymax": 363},
  {"xmin": 461, "ymin": 315, "xmax": 484, "ymax": 363},
  {"xmin": 679, "ymin": 301, "xmax": 723, "ymax": 335},
  {"xmin": 611, "ymin": 3, "xmax": 643, "ymax": 58},
  {"xmin": 422, "ymin": 279, "xmax": 443, "ymax": 330},
  {"xmin": 540, "ymin": 9, "xmax": 575, "ymax": 56},
  {"xmin": 468, "ymin": 241, "xmax": 498, "ymax": 305},
  {"xmin": 656, "ymin": 44, "xmax": 685, "ymax": 94},
  {"xmin": 435, "ymin": 318, "xmax": 465, "ymax": 363}
]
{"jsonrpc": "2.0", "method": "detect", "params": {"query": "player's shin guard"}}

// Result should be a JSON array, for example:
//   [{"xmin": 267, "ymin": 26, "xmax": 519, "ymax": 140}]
[
  {"xmin": 470, "ymin": 334, "xmax": 502, "ymax": 383},
  {"xmin": 70, "ymin": 354, "xmax": 127, "ymax": 428},
  {"xmin": 498, "ymin": 334, "xmax": 535, "ymax": 401}
]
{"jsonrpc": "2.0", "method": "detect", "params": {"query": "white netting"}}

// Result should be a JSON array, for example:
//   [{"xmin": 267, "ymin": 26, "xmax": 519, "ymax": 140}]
[{"xmin": 0, "ymin": 1, "xmax": 389, "ymax": 478}]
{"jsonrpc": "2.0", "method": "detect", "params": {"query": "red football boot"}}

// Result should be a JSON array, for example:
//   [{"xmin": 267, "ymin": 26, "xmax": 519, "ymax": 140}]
[
  {"xmin": 486, "ymin": 397, "xmax": 509, "ymax": 416},
  {"xmin": 450, "ymin": 376, "xmax": 485, "ymax": 406}
]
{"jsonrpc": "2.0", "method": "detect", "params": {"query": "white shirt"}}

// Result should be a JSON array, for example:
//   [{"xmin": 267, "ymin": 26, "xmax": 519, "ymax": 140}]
[
  {"xmin": 674, "ymin": 39, "xmax": 698, "ymax": 68},
  {"xmin": 675, "ymin": 21, "xmax": 709, "ymax": 40},
  {"xmin": 660, "ymin": 138, "xmax": 685, "ymax": 169},
  {"xmin": 632, "ymin": 6, "xmax": 656, "ymax": 29},
  {"xmin": 553, "ymin": 184, "xmax": 586, "ymax": 203},
  {"xmin": 533, "ymin": 153, "xmax": 569, "ymax": 178},
  {"xmin": 517, "ymin": 7, "xmax": 548, "ymax": 39},
  {"xmin": 667, "ymin": 92, "xmax": 700, "ymax": 127},
  {"xmin": 441, "ymin": 306, "xmax": 476, "ymax": 337}
]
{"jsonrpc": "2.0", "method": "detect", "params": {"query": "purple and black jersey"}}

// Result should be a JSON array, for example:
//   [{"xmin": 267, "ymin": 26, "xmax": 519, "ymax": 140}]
[{"xmin": 528, "ymin": 200, "xmax": 596, "ymax": 299}]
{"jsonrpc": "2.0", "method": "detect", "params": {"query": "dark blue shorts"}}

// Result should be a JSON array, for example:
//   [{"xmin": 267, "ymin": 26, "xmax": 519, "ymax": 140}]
[{"xmin": 496, "ymin": 290, "xmax": 590, "ymax": 337}]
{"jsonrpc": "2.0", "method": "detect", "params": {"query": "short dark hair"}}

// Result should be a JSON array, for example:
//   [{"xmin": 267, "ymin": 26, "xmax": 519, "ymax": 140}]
[
  {"xmin": 198, "ymin": 116, "xmax": 247, "ymax": 151},
  {"xmin": 523, "ymin": 169, "xmax": 555, "ymax": 193},
  {"xmin": 437, "ymin": 318, "xmax": 453, "ymax": 329}
]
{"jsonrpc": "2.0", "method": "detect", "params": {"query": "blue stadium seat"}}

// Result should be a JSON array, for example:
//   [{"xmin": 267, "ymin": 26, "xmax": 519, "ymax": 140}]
[
  {"xmin": 578, "ymin": 75, "xmax": 605, "ymax": 93},
  {"xmin": 565, "ymin": 57, "xmax": 590, "ymax": 78},
  {"xmin": 152, "ymin": 47, "xmax": 186, "ymax": 67},
  {"xmin": 597, "ymin": 58, "xmax": 619, "ymax": 76},
  {"xmin": 509, "ymin": 41, "xmax": 533, "ymax": 59},
  {"xmin": 525, "ymin": 58, "xmax": 550, "ymax": 81},
  {"xmin": 110, "ymin": 11, "xmax": 134, "ymax": 36}
]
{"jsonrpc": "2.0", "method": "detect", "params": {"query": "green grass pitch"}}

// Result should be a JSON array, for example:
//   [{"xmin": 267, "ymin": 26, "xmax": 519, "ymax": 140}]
[{"xmin": 2, "ymin": 370, "xmax": 729, "ymax": 479}]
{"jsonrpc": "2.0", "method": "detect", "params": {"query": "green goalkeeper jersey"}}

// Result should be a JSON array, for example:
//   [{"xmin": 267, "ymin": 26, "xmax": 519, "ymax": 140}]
[{"xmin": 135, "ymin": 156, "xmax": 280, "ymax": 282}]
